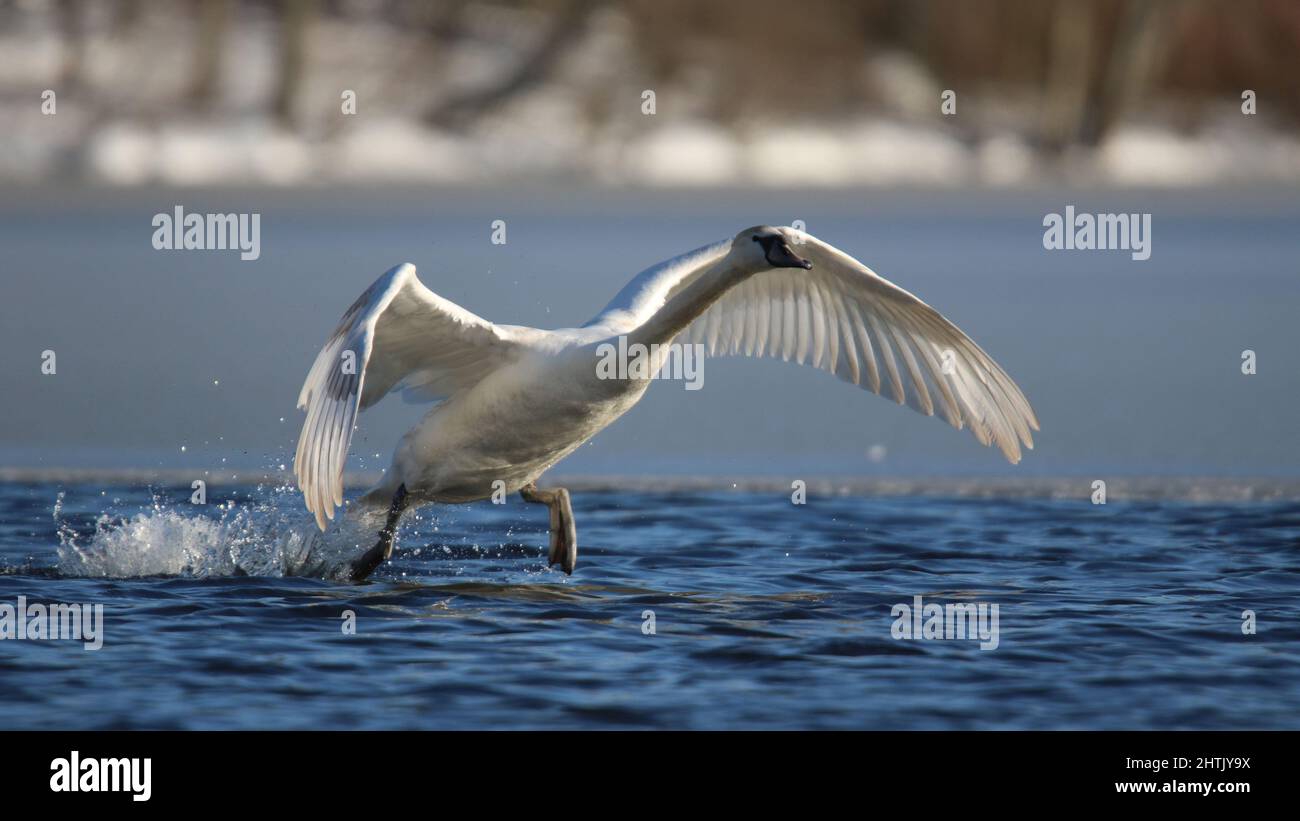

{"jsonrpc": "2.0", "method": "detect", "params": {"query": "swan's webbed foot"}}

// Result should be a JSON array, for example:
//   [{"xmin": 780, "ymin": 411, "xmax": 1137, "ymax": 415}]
[
  {"xmin": 349, "ymin": 484, "xmax": 408, "ymax": 581},
  {"xmin": 519, "ymin": 482, "xmax": 577, "ymax": 575}
]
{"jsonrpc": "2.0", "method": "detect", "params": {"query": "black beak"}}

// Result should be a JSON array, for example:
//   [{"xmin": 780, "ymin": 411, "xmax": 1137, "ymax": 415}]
[{"xmin": 754, "ymin": 235, "xmax": 813, "ymax": 270}]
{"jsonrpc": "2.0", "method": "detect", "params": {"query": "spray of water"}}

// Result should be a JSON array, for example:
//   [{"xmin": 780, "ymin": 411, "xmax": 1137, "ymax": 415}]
[{"xmin": 55, "ymin": 484, "xmax": 386, "ymax": 580}]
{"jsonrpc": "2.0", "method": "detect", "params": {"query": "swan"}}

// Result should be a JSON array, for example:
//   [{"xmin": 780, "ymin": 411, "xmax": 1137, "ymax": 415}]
[{"xmin": 294, "ymin": 225, "xmax": 1038, "ymax": 580}]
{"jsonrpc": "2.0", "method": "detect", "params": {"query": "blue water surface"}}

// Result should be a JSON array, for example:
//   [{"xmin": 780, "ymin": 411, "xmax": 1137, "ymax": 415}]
[{"xmin": 1, "ymin": 479, "xmax": 1297, "ymax": 729}]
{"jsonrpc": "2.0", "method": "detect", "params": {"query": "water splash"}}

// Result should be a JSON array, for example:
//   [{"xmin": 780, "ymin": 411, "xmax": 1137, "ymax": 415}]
[{"xmin": 55, "ymin": 487, "xmax": 385, "ymax": 580}]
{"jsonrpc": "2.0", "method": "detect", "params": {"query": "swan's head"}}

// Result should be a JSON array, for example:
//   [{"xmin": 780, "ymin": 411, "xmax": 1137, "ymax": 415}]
[{"xmin": 736, "ymin": 225, "xmax": 813, "ymax": 271}]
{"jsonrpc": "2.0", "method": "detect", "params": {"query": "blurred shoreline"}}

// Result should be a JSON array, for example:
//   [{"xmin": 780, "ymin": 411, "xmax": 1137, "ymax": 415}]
[
  {"xmin": 10, "ymin": 117, "xmax": 1298, "ymax": 189},
  {"xmin": 5, "ymin": 180, "xmax": 1300, "ymax": 205},
  {"xmin": 5, "ymin": 1, "xmax": 1298, "ymax": 189}
]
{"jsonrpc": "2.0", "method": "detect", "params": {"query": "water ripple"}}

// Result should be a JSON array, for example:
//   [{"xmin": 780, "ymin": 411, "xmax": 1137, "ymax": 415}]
[{"xmin": 0, "ymin": 481, "xmax": 1297, "ymax": 729}]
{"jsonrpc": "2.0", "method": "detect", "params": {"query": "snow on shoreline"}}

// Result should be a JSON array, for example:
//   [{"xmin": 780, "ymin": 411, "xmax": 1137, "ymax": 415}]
[{"xmin": 3, "ymin": 111, "xmax": 1295, "ymax": 189}]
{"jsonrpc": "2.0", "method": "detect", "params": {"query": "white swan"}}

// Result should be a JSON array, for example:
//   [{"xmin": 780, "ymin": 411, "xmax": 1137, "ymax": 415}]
[{"xmin": 295, "ymin": 226, "xmax": 1038, "ymax": 579}]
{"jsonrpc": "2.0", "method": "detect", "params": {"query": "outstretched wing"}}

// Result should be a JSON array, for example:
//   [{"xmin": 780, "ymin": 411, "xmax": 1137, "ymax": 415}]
[
  {"xmin": 590, "ymin": 229, "xmax": 1038, "ymax": 463},
  {"xmin": 295, "ymin": 263, "xmax": 523, "ymax": 529},
  {"xmin": 583, "ymin": 238, "xmax": 732, "ymax": 333}
]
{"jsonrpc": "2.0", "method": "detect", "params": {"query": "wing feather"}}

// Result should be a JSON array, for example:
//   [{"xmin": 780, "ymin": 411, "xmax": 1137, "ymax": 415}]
[
  {"xmin": 581, "ymin": 227, "xmax": 1037, "ymax": 464},
  {"xmin": 294, "ymin": 263, "xmax": 522, "ymax": 529},
  {"xmin": 673, "ymin": 230, "xmax": 1038, "ymax": 462}
]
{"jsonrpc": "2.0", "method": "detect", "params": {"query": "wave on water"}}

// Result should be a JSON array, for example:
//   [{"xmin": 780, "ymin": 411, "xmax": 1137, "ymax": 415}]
[{"xmin": 53, "ymin": 488, "xmax": 384, "ymax": 581}]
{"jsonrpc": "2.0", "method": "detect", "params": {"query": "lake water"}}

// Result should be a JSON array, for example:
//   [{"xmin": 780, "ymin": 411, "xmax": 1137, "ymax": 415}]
[{"xmin": 2, "ymin": 477, "xmax": 1298, "ymax": 729}]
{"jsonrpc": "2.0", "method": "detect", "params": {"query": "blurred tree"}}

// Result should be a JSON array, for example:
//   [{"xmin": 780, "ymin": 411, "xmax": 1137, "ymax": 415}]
[
  {"xmin": 56, "ymin": 0, "xmax": 85, "ymax": 91},
  {"xmin": 274, "ymin": 0, "xmax": 316, "ymax": 128},
  {"xmin": 1083, "ymin": 0, "xmax": 1178, "ymax": 146},
  {"xmin": 188, "ymin": 0, "xmax": 230, "ymax": 109},
  {"xmin": 1040, "ymin": 0, "xmax": 1099, "ymax": 152},
  {"xmin": 424, "ymin": 0, "xmax": 607, "ymax": 131}
]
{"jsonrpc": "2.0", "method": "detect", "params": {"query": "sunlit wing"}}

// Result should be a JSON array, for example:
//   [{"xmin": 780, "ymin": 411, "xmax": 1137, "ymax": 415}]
[
  {"xmin": 295, "ymin": 263, "xmax": 523, "ymax": 529},
  {"xmin": 595, "ymin": 230, "xmax": 1039, "ymax": 462}
]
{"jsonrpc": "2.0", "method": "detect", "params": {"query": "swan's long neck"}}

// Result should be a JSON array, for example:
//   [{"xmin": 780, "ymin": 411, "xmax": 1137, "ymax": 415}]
[{"xmin": 625, "ymin": 254, "xmax": 753, "ymax": 349}]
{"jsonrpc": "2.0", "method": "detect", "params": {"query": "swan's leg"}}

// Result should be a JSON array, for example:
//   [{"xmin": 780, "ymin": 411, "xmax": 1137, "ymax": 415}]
[
  {"xmin": 349, "ymin": 484, "xmax": 408, "ymax": 581},
  {"xmin": 519, "ymin": 482, "xmax": 578, "ymax": 574}
]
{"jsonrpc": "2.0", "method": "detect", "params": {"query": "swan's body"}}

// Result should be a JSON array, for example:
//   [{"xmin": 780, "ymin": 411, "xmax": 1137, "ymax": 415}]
[{"xmin": 295, "ymin": 226, "xmax": 1038, "ymax": 578}]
